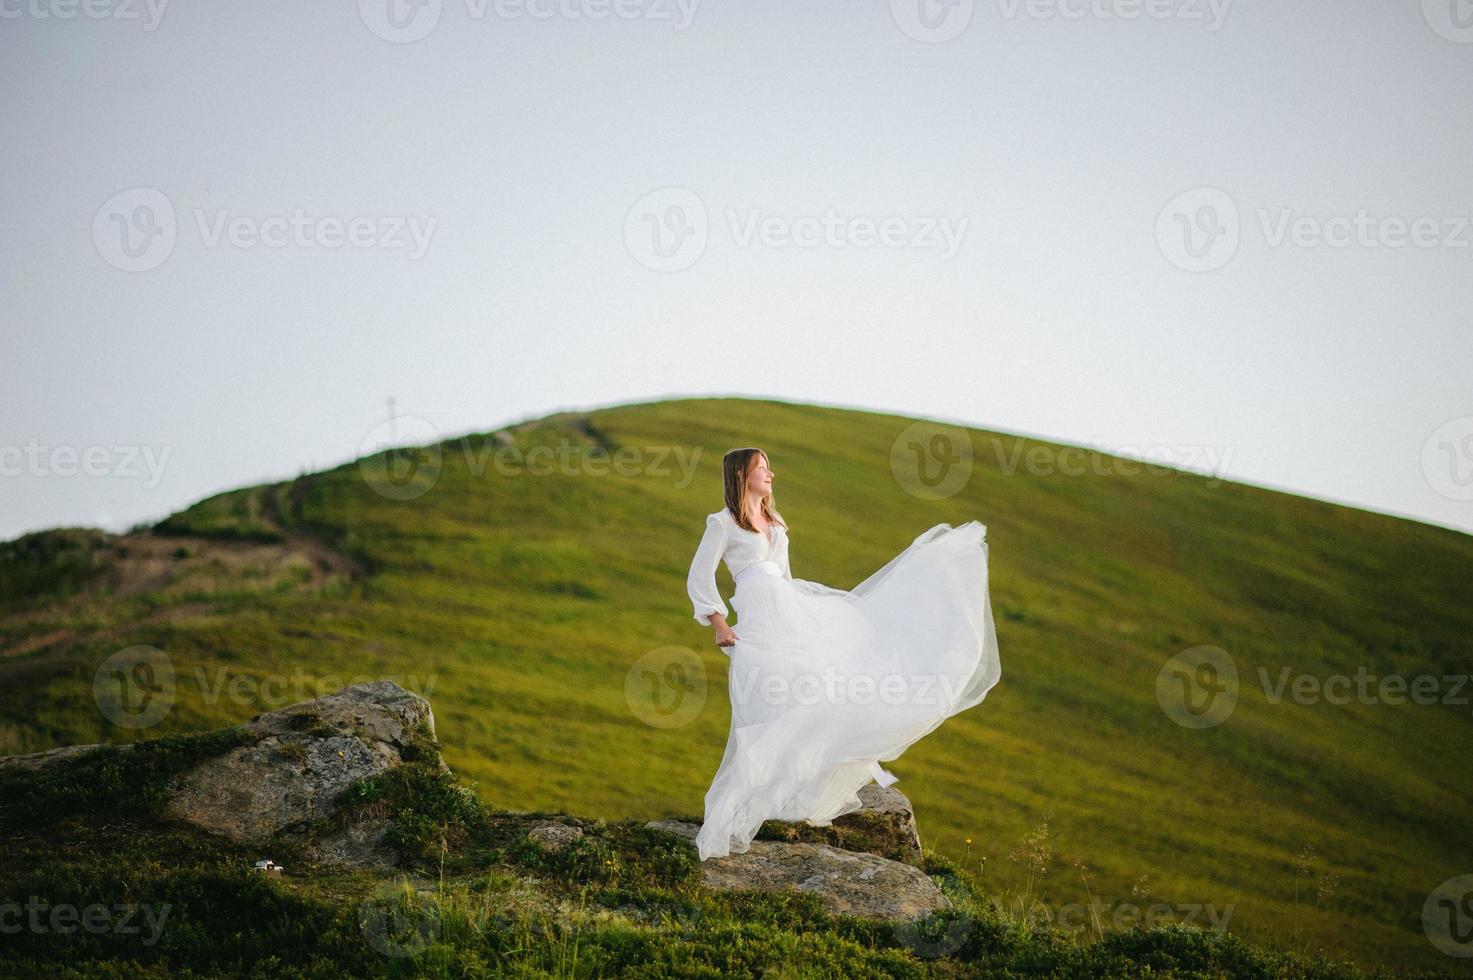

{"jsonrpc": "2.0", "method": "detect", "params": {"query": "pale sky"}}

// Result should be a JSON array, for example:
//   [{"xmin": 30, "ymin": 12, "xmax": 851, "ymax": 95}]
[{"xmin": 3, "ymin": 0, "xmax": 1471, "ymax": 540}]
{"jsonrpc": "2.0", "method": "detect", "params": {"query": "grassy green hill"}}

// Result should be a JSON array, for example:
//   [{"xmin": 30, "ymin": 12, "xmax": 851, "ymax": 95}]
[{"xmin": 2, "ymin": 396, "xmax": 1470, "ymax": 974}]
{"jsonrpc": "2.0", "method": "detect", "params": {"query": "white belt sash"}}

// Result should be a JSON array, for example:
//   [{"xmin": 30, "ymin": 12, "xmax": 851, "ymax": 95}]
[{"xmin": 734, "ymin": 559, "xmax": 782, "ymax": 583}]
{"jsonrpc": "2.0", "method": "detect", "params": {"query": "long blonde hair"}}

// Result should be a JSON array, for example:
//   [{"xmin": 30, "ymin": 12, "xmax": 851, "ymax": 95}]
[{"xmin": 722, "ymin": 447, "xmax": 785, "ymax": 533}]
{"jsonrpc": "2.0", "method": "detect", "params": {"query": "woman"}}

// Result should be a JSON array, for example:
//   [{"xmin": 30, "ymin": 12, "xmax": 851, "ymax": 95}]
[{"xmin": 687, "ymin": 446, "xmax": 1001, "ymax": 861}]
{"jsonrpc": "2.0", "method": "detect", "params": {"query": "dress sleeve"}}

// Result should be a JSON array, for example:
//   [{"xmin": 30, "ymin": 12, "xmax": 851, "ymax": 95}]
[
  {"xmin": 779, "ymin": 532, "xmax": 792, "ymax": 580},
  {"xmin": 687, "ymin": 512, "xmax": 729, "ymax": 625}
]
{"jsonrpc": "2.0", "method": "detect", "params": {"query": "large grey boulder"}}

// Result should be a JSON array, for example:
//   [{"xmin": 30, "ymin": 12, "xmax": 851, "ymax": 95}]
[
  {"xmin": 644, "ymin": 818, "xmax": 949, "ymax": 923},
  {"xmin": 788, "ymin": 782, "xmax": 924, "ymax": 866},
  {"xmin": 657, "ymin": 782, "xmax": 925, "ymax": 866},
  {"xmin": 0, "ymin": 681, "xmax": 436, "ymax": 867},
  {"xmin": 163, "ymin": 681, "xmax": 440, "ymax": 844},
  {"xmin": 642, "ymin": 782, "xmax": 939, "ymax": 922}
]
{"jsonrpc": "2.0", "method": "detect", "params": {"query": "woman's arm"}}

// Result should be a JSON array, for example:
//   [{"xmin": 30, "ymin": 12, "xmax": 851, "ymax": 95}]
[{"xmin": 687, "ymin": 512, "xmax": 730, "ymax": 626}]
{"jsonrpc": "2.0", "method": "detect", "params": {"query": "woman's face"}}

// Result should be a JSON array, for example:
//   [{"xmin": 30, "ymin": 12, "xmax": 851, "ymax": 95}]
[{"xmin": 746, "ymin": 454, "xmax": 774, "ymax": 497}]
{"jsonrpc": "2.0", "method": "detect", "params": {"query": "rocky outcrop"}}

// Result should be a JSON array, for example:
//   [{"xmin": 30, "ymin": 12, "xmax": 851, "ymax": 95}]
[
  {"xmin": 0, "ymin": 680, "xmax": 436, "ymax": 869},
  {"xmin": 789, "ymin": 782, "xmax": 924, "ymax": 866},
  {"xmin": 3, "ymin": 682, "xmax": 954, "ymax": 923},
  {"xmin": 644, "ymin": 817, "xmax": 949, "ymax": 923},
  {"xmin": 164, "ymin": 681, "xmax": 440, "ymax": 844},
  {"xmin": 642, "ymin": 781, "xmax": 942, "ymax": 923}
]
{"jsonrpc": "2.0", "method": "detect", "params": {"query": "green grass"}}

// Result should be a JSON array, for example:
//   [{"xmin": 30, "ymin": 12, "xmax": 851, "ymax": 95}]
[
  {"xmin": 1, "ymin": 395, "xmax": 1471, "ymax": 974},
  {"xmin": 0, "ymin": 736, "xmax": 1427, "ymax": 979}
]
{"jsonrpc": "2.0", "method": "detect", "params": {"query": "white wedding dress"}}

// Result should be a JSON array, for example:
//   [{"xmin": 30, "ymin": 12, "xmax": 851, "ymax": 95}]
[{"xmin": 687, "ymin": 507, "xmax": 1001, "ymax": 861}]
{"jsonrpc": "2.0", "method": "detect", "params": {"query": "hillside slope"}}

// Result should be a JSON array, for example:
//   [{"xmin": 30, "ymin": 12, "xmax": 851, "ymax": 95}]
[{"xmin": 2, "ymin": 396, "xmax": 1470, "ymax": 972}]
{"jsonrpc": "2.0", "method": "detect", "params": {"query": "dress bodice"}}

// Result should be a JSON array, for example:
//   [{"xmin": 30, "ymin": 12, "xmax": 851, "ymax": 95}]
[{"xmin": 686, "ymin": 507, "xmax": 791, "ymax": 625}]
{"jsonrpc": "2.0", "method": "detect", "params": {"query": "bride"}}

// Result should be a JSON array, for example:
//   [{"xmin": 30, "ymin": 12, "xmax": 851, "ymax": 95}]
[{"xmin": 687, "ymin": 446, "xmax": 1002, "ymax": 861}]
